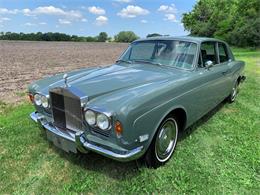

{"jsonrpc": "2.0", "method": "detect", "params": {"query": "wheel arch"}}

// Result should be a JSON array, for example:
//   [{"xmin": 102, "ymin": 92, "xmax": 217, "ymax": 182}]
[
  {"xmin": 167, "ymin": 107, "xmax": 187, "ymax": 132},
  {"xmin": 141, "ymin": 106, "xmax": 188, "ymax": 161},
  {"xmin": 154, "ymin": 106, "xmax": 187, "ymax": 136},
  {"xmin": 146, "ymin": 106, "xmax": 188, "ymax": 151}
]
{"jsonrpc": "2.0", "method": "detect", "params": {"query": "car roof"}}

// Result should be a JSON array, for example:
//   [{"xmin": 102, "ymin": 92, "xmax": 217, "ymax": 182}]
[{"xmin": 133, "ymin": 36, "xmax": 226, "ymax": 44}]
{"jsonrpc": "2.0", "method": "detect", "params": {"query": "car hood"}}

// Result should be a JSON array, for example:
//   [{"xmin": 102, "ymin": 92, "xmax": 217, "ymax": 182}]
[{"xmin": 33, "ymin": 64, "xmax": 186, "ymax": 100}]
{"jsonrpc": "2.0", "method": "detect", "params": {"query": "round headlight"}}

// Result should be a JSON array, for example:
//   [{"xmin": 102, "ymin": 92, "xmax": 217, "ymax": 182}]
[
  {"xmin": 34, "ymin": 94, "xmax": 42, "ymax": 106},
  {"xmin": 41, "ymin": 96, "xmax": 49, "ymax": 108},
  {"xmin": 97, "ymin": 113, "xmax": 110, "ymax": 130},
  {"xmin": 85, "ymin": 110, "xmax": 96, "ymax": 126}
]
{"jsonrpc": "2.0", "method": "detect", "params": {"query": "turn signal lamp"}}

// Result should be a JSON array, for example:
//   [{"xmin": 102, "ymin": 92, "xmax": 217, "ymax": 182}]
[
  {"xmin": 28, "ymin": 93, "xmax": 34, "ymax": 103},
  {"xmin": 115, "ymin": 121, "xmax": 123, "ymax": 136}
]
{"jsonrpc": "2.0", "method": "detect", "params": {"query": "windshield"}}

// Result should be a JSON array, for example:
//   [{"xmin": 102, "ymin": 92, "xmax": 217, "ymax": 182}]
[{"xmin": 119, "ymin": 40, "xmax": 197, "ymax": 69}]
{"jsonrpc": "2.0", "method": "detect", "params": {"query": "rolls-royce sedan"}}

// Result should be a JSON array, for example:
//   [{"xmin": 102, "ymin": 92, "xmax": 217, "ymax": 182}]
[{"xmin": 28, "ymin": 36, "xmax": 245, "ymax": 168}]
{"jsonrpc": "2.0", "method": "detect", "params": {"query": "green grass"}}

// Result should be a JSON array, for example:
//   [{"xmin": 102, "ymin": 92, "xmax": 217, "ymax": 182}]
[{"xmin": 0, "ymin": 49, "xmax": 260, "ymax": 194}]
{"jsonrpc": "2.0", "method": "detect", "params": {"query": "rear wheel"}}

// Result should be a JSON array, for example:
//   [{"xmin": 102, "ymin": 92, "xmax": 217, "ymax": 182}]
[
  {"xmin": 228, "ymin": 81, "xmax": 239, "ymax": 103},
  {"xmin": 144, "ymin": 115, "xmax": 179, "ymax": 168}
]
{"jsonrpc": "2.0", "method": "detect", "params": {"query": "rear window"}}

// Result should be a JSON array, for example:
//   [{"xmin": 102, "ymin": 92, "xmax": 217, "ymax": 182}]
[{"xmin": 218, "ymin": 42, "xmax": 229, "ymax": 63}]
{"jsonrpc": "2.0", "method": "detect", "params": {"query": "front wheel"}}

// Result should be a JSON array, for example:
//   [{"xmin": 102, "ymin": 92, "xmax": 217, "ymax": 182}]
[{"xmin": 144, "ymin": 115, "xmax": 179, "ymax": 168}]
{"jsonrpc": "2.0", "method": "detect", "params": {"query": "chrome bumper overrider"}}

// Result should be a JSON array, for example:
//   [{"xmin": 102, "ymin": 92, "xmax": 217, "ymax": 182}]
[{"xmin": 30, "ymin": 112, "xmax": 143, "ymax": 162}]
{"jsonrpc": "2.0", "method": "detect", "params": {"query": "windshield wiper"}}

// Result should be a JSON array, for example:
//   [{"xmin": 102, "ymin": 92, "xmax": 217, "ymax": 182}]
[
  {"xmin": 133, "ymin": 60, "xmax": 162, "ymax": 67},
  {"xmin": 116, "ymin": 59, "xmax": 132, "ymax": 64}
]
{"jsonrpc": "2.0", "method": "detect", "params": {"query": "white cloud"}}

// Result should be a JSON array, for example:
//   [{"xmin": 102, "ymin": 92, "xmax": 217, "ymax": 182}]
[
  {"xmin": 114, "ymin": 0, "xmax": 133, "ymax": 3},
  {"xmin": 95, "ymin": 16, "xmax": 108, "ymax": 26},
  {"xmin": 22, "ymin": 6, "xmax": 83, "ymax": 20},
  {"xmin": 88, "ymin": 6, "xmax": 106, "ymax": 15},
  {"xmin": 34, "ymin": 6, "xmax": 66, "ymax": 15},
  {"xmin": 164, "ymin": 14, "xmax": 178, "ymax": 22},
  {"xmin": 158, "ymin": 4, "xmax": 177, "ymax": 14},
  {"xmin": 81, "ymin": 18, "xmax": 87, "ymax": 22},
  {"xmin": 22, "ymin": 8, "xmax": 33, "ymax": 16},
  {"xmin": 158, "ymin": 4, "xmax": 178, "ymax": 23},
  {"xmin": 141, "ymin": 19, "xmax": 147, "ymax": 23},
  {"xmin": 0, "ymin": 17, "xmax": 11, "ymax": 23},
  {"xmin": 39, "ymin": 22, "xmax": 47, "ymax": 25},
  {"xmin": 24, "ymin": 22, "xmax": 36, "ymax": 26},
  {"xmin": 117, "ymin": 5, "xmax": 149, "ymax": 18},
  {"xmin": 58, "ymin": 19, "xmax": 71, "ymax": 24},
  {"xmin": 1, "ymin": 17, "xmax": 10, "ymax": 20},
  {"xmin": 0, "ymin": 8, "xmax": 18, "ymax": 14}
]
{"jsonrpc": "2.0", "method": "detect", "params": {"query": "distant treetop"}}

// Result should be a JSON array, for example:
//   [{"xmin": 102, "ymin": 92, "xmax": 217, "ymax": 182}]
[
  {"xmin": 146, "ymin": 33, "xmax": 162, "ymax": 38},
  {"xmin": 114, "ymin": 31, "xmax": 139, "ymax": 43}
]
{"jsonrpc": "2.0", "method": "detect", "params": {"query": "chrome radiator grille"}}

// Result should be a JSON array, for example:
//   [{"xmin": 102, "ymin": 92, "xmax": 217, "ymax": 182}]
[{"xmin": 50, "ymin": 88, "xmax": 82, "ymax": 132}]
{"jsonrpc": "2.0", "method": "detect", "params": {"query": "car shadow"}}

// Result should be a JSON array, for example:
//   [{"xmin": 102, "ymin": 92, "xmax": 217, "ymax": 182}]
[
  {"xmin": 53, "ymin": 146, "xmax": 140, "ymax": 179},
  {"xmin": 39, "ymin": 100, "xmax": 226, "ymax": 179},
  {"xmin": 178, "ymin": 101, "xmax": 226, "ymax": 142},
  {"xmin": 39, "ymin": 130, "xmax": 140, "ymax": 180}
]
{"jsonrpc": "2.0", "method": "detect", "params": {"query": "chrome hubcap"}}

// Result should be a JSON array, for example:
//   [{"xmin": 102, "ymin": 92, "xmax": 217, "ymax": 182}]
[
  {"xmin": 155, "ymin": 119, "xmax": 178, "ymax": 162},
  {"xmin": 231, "ymin": 83, "xmax": 238, "ymax": 101}
]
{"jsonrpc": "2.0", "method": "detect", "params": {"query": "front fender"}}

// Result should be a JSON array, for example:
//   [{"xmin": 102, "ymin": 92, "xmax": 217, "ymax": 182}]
[{"xmin": 132, "ymin": 102, "xmax": 187, "ymax": 152}]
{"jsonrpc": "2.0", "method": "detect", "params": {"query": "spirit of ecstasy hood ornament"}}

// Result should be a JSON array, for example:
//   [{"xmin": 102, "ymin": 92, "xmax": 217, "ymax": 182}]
[{"xmin": 63, "ymin": 73, "xmax": 69, "ymax": 87}]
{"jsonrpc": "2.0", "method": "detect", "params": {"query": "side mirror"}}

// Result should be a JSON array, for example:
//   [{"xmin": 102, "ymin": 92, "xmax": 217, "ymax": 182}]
[{"xmin": 205, "ymin": 60, "xmax": 213, "ymax": 69}]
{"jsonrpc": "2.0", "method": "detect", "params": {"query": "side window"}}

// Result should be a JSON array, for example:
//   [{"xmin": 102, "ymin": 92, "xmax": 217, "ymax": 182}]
[
  {"xmin": 120, "ymin": 47, "xmax": 131, "ymax": 60},
  {"xmin": 201, "ymin": 42, "xmax": 217, "ymax": 66},
  {"xmin": 218, "ymin": 43, "xmax": 229, "ymax": 63}
]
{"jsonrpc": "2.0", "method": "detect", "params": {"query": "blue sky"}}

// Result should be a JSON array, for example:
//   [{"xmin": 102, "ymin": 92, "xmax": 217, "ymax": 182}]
[{"xmin": 0, "ymin": 0, "xmax": 196, "ymax": 38}]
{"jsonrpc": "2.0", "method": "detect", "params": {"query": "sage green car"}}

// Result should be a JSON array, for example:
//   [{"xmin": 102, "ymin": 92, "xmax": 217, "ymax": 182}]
[{"xmin": 28, "ymin": 36, "xmax": 245, "ymax": 168}]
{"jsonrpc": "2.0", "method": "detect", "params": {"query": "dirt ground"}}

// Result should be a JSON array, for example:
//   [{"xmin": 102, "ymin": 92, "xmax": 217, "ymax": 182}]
[{"xmin": 0, "ymin": 41, "xmax": 128, "ymax": 104}]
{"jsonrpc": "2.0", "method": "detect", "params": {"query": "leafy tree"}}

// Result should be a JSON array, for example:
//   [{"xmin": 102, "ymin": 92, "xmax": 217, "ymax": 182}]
[
  {"xmin": 97, "ymin": 32, "xmax": 108, "ymax": 42},
  {"xmin": 182, "ymin": 0, "xmax": 260, "ymax": 47},
  {"xmin": 114, "ymin": 31, "xmax": 139, "ymax": 43}
]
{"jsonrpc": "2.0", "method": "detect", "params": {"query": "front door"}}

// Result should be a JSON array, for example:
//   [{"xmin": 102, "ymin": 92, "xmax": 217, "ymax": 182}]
[
  {"xmin": 200, "ymin": 41, "xmax": 231, "ymax": 108},
  {"xmin": 188, "ymin": 41, "xmax": 231, "ymax": 123}
]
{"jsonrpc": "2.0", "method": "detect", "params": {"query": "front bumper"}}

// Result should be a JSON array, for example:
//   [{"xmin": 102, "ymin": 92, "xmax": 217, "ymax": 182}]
[{"xmin": 30, "ymin": 112, "xmax": 144, "ymax": 162}]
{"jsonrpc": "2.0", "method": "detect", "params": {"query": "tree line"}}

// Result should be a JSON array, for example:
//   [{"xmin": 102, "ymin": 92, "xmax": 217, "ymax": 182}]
[
  {"xmin": 0, "ymin": 31, "xmax": 140, "ymax": 43},
  {"xmin": 182, "ymin": 0, "xmax": 260, "ymax": 47}
]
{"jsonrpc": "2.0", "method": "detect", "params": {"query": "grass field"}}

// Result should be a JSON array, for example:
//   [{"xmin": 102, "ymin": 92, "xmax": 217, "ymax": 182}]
[{"xmin": 0, "ymin": 48, "xmax": 259, "ymax": 194}]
